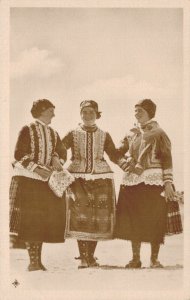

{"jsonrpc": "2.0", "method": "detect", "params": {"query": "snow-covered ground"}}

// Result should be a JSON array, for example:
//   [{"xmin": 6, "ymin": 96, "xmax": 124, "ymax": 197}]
[
  {"xmin": 10, "ymin": 234, "xmax": 183, "ymax": 296},
  {"xmin": 9, "ymin": 203, "xmax": 185, "ymax": 299}
]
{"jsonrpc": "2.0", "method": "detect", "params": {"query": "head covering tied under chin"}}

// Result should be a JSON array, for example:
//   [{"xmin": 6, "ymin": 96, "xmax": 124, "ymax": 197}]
[
  {"xmin": 80, "ymin": 100, "xmax": 102, "ymax": 119},
  {"xmin": 135, "ymin": 99, "xmax": 156, "ymax": 119},
  {"xmin": 31, "ymin": 99, "xmax": 55, "ymax": 118}
]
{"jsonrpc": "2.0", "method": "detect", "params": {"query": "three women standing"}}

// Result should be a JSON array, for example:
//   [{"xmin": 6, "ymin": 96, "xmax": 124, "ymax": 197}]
[
  {"xmin": 115, "ymin": 99, "xmax": 176, "ymax": 268},
  {"xmin": 10, "ymin": 98, "xmax": 182, "ymax": 271},
  {"xmin": 62, "ymin": 100, "xmax": 118, "ymax": 268}
]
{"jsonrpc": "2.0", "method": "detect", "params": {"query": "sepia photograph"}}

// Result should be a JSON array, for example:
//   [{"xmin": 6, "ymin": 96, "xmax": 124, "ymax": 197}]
[{"xmin": 1, "ymin": 1, "xmax": 190, "ymax": 299}]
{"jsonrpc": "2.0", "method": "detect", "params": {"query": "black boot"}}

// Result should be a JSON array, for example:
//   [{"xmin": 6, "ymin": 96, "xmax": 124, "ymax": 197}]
[
  {"xmin": 37, "ymin": 243, "xmax": 47, "ymax": 271},
  {"xmin": 150, "ymin": 243, "xmax": 163, "ymax": 268},
  {"xmin": 125, "ymin": 241, "xmax": 142, "ymax": 269},
  {"xmin": 77, "ymin": 240, "xmax": 89, "ymax": 269},
  {"xmin": 25, "ymin": 242, "xmax": 46, "ymax": 271},
  {"xmin": 87, "ymin": 241, "xmax": 99, "ymax": 267}
]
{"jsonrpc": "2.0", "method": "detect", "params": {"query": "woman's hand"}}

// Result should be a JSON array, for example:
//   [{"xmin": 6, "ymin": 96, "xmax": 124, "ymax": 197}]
[
  {"xmin": 164, "ymin": 182, "xmax": 175, "ymax": 201},
  {"xmin": 118, "ymin": 158, "xmax": 129, "ymax": 171},
  {"xmin": 118, "ymin": 157, "xmax": 135, "ymax": 172},
  {"xmin": 52, "ymin": 156, "xmax": 63, "ymax": 172},
  {"xmin": 34, "ymin": 167, "xmax": 52, "ymax": 179}
]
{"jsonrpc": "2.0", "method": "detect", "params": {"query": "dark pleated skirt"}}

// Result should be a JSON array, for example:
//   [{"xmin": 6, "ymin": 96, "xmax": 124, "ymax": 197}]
[
  {"xmin": 65, "ymin": 178, "xmax": 116, "ymax": 241},
  {"xmin": 115, "ymin": 183, "xmax": 167, "ymax": 244},
  {"xmin": 9, "ymin": 176, "xmax": 66, "ymax": 243},
  {"xmin": 10, "ymin": 176, "xmax": 21, "ymax": 235}
]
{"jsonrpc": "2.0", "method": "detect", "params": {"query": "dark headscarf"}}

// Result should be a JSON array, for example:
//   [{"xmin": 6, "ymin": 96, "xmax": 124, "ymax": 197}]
[
  {"xmin": 80, "ymin": 100, "xmax": 101, "ymax": 119},
  {"xmin": 135, "ymin": 99, "xmax": 156, "ymax": 119}
]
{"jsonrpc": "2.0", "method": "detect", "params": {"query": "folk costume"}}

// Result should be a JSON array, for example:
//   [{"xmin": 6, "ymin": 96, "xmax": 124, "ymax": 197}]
[
  {"xmin": 62, "ymin": 100, "xmax": 117, "ymax": 267},
  {"xmin": 115, "ymin": 99, "xmax": 182, "ymax": 268},
  {"xmin": 9, "ymin": 99, "xmax": 67, "ymax": 271}
]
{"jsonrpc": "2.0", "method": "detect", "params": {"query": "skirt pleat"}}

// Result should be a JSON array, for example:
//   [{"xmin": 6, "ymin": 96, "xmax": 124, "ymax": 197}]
[{"xmin": 166, "ymin": 200, "xmax": 183, "ymax": 235}]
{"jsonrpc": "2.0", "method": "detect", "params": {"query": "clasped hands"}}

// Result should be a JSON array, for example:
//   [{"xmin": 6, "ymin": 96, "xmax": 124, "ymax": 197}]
[
  {"xmin": 34, "ymin": 156, "xmax": 64, "ymax": 179},
  {"xmin": 119, "ymin": 157, "xmax": 143, "ymax": 175}
]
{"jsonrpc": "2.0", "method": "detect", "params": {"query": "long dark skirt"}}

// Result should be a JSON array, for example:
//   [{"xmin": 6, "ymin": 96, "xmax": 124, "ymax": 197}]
[
  {"xmin": 115, "ymin": 183, "xmax": 167, "ymax": 244},
  {"xmin": 65, "ymin": 178, "xmax": 116, "ymax": 241},
  {"xmin": 10, "ymin": 176, "xmax": 66, "ymax": 243}
]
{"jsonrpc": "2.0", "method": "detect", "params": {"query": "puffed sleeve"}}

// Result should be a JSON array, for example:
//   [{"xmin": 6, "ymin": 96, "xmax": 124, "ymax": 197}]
[
  {"xmin": 113, "ymin": 135, "xmax": 131, "ymax": 170},
  {"xmin": 53, "ymin": 132, "xmax": 67, "ymax": 164},
  {"xmin": 104, "ymin": 132, "xmax": 126, "ymax": 164},
  {"xmin": 155, "ymin": 130, "xmax": 173, "ymax": 183},
  {"xmin": 13, "ymin": 126, "xmax": 38, "ymax": 171},
  {"xmin": 117, "ymin": 136, "xmax": 130, "ymax": 156},
  {"xmin": 62, "ymin": 131, "xmax": 73, "ymax": 150}
]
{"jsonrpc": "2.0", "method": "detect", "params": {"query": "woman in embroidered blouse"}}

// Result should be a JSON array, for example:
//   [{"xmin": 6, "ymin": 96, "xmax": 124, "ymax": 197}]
[
  {"xmin": 115, "ymin": 99, "xmax": 175, "ymax": 268},
  {"xmin": 9, "ymin": 99, "xmax": 66, "ymax": 271},
  {"xmin": 62, "ymin": 100, "xmax": 118, "ymax": 269}
]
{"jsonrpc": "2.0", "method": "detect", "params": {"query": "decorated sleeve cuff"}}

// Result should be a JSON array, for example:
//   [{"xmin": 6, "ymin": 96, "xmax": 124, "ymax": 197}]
[
  {"xmin": 163, "ymin": 168, "xmax": 173, "ymax": 183},
  {"xmin": 13, "ymin": 160, "xmax": 38, "ymax": 172},
  {"xmin": 26, "ymin": 162, "xmax": 38, "ymax": 172},
  {"xmin": 117, "ymin": 157, "xmax": 128, "ymax": 170}
]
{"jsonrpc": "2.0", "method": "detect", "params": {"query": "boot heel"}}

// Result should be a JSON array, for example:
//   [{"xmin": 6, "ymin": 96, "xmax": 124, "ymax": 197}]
[
  {"xmin": 78, "ymin": 258, "xmax": 89, "ymax": 269},
  {"xmin": 125, "ymin": 260, "xmax": 142, "ymax": 269},
  {"xmin": 150, "ymin": 260, "xmax": 163, "ymax": 268}
]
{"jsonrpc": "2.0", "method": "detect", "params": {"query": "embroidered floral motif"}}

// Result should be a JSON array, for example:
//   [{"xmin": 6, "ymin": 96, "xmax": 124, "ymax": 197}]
[
  {"xmin": 45, "ymin": 126, "xmax": 53, "ymax": 166},
  {"xmin": 29, "ymin": 125, "xmax": 35, "ymax": 160},
  {"xmin": 73, "ymin": 127, "xmax": 86, "ymax": 160},
  {"xmin": 86, "ymin": 132, "xmax": 93, "ymax": 172},
  {"xmin": 65, "ymin": 213, "xmax": 115, "ymax": 240},
  {"xmin": 48, "ymin": 169, "xmax": 75, "ymax": 197},
  {"xmin": 93, "ymin": 128, "xmax": 106, "ymax": 160},
  {"xmin": 13, "ymin": 122, "xmax": 64, "ymax": 182},
  {"xmin": 93, "ymin": 160, "xmax": 112, "ymax": 174},
  {"xmin": 35, "ymin": 123, "xmax": 44, "ymax": 164},
  {"xmin": 68, "ymin": 127, "xmax": 112, "ymax": 174},
  {"xmin": 97, "ymin": 194, "xmax": 109, "ymax": 208}
]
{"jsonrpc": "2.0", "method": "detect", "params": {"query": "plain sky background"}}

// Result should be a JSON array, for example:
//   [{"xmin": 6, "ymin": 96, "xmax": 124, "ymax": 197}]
[{"xmin": 10, "ymin": 7, "xmax": 183, "ymax": 190}]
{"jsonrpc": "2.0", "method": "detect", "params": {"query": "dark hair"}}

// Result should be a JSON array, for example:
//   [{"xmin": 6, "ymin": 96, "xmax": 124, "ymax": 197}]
[{"xmin": 31, "ymin": 99, "xmax": 55, "ymax": 118}]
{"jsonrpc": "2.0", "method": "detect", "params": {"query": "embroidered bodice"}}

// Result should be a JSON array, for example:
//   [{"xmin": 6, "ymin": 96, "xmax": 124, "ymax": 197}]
[
  {"xmin": 62, "ymin": 124, "xmax": 118, "ymax": 179},
  {"xmin": 12, "ymin": 121, "xmax": 66, "ymax": 181}
]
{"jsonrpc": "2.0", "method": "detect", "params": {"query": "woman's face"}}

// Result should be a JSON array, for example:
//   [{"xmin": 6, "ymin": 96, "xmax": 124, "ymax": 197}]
[
  {"xmin": 135, "ymin": 106, "xmax": 150, "ymax": 124},
  {"xmin": 40, "ymin": 107, "xmax": 55, "ymax": 125},
  {"xmin": 81, "ymin": 107, "xmax": 97, "ymax": 126}
]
